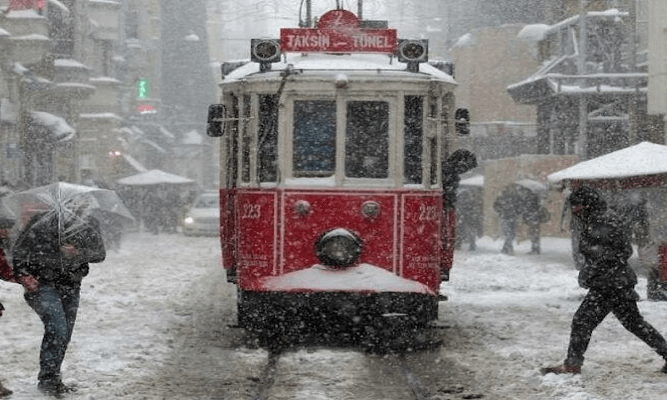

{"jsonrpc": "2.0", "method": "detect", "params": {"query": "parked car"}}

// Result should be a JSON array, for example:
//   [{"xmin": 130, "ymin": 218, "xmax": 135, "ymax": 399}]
[{"xmin": 182, "ymin": 192, "xmax": 220, "ymax": 236}]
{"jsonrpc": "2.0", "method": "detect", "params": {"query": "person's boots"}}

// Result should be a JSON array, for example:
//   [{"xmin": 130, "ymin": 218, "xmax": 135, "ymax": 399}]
[{"xmin": 0, "ymin": 381, "xmax": 13, "ymax": 397}]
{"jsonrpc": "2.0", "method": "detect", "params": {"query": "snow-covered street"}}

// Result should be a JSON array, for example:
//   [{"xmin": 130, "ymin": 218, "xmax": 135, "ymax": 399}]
[{"xmin": 2, "ymin": 232, "xmax": 667, "ymax": 399}]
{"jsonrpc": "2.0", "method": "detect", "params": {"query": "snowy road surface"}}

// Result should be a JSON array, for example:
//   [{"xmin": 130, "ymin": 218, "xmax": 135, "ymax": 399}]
[{"xmin": 2, "ymin": 232, "xmax": 667, "ymax": 399}]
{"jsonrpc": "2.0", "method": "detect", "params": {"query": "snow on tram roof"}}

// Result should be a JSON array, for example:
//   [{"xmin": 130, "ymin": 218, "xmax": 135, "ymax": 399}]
[{"xmin": 222, "ymin": 53, "xmax": 455, "ymax": 84}]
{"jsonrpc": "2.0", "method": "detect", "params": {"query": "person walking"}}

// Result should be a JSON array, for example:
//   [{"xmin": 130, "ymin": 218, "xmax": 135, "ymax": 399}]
[
  {"xmin": 0, "ymin": 299, "xmax": 13, "ymax": 398},
  {"xmin": 12, "ymin": 202, "xmax": 106, "ymax": 397},
  {"xmin": 493, "ymin": 186, "xmax": 522, "ymax": 255},
  {"xmin": 456, "ymin": 189, "xmax": 480, "ymax": 251},
  {"xmin": 0, "ymin": 299, "xmax": 12, "ymax": 398},
  {"xmin": 0, "ymin": 216, "xmax": 14, "ymax": 398},
  {"xmin": 522, "ymin": 193, "xmax": 550, "ymax": 255},
  {"xmin": 542, "ymin": 186, "xmax": 667, "ymax": 375}
]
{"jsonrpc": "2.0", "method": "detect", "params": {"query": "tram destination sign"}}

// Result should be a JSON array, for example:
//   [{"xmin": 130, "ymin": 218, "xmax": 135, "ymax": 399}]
[{"xmin": 280, "ymin": 9, "xmax": 397, "ymax": 54}]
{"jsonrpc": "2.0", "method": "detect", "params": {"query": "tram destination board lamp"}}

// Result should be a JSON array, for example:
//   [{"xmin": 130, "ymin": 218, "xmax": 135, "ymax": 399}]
[
  {"xmin": 397, "ymin": 39, "xmax": 428, "ymax": 73},
  {"xmin": 251, "ymin": 39, "xmax": 281, "ymax": 72}
]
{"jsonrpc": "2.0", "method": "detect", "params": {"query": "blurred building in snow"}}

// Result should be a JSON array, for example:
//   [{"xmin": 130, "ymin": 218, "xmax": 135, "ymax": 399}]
[
  {"xmin": 0, "ymin": 0, "xmax": 216, "ymax": 190},
  {"xmin": 508, "ymin": 0, "xmax": 659, "ymax": 161}
]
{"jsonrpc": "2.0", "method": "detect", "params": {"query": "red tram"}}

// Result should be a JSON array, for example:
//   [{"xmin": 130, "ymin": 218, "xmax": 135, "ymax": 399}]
[{"xmin": 206, "ymin": 8, "xmax": 471, "ymax": 332}]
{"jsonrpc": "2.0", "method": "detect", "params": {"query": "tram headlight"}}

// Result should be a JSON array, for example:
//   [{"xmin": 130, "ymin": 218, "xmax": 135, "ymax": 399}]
[{"xmin": 316, "ymin": 228, "xmax": 362, "ymax": 268}]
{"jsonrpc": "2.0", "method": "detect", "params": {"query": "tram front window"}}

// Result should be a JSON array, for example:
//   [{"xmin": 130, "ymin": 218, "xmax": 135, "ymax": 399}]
[
  {"xmin": 293, "ymin": 100, "xmax": 336, "ymax": 177},
  {"xmin": 346, "ymin": 101, "xmax": 389, "ymax": 179}
]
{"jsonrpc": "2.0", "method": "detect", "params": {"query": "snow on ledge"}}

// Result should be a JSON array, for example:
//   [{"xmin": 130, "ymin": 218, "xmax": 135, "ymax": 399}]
[
  {"xmin": 261, "ymin": 263, "xmax": 435, "ymax": 295},
  {"xmin": 517, "ymin": 24, "xmax": 549, "ymax": 42}
]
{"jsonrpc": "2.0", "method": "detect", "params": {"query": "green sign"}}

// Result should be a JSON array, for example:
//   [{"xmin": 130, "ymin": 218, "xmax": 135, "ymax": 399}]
[{"xmin": 137, "ymin": 78, "xmax": 149, "ymax": 99}]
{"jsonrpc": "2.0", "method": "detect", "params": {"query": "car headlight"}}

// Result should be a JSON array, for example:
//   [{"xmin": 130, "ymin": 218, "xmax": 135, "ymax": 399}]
[
  {"xmin": 183, "ymin": 216, "xmax": 195, "ymax": 225},
  {"xmin": 316, "ymin": 228, "xmax": 362, "ymax": 267}
]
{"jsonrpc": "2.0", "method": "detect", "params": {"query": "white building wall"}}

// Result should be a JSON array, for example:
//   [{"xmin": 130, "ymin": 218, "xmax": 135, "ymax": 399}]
[{"xmin": 648, "ymin": 0, "xmax": 667, "ymax": 115}]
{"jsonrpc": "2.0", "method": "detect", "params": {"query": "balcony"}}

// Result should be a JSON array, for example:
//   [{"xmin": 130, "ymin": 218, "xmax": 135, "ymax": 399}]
[
  {"xmin": 1, "ymin": 9, "xmax": 51, "ymax": 65},
  {"xmin": 86, "ymin": 0, "xmax": 120, "ymax": 41},
  {"xmin": 1, "ymin": 8, "xmax": 48, "ymax": 37}
]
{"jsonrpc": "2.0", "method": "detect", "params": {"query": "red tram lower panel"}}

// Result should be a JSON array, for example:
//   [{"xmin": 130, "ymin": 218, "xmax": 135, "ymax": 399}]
[{"xmin": 223, "ymin": 188, "xmax": 446, "ymax": 296}]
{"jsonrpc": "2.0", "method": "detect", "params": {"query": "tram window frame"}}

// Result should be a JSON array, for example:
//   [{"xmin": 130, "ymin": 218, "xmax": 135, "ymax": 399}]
[
  {"xmin": 240, "ymin": 94, "xmax": 252, "ymax": 183},
  {"xmin": 292, "ymin": 100, "xmax": 337, "ymax": 178},
  {"xmin": 258, "ymin": 94, "xmax": 279, "ymax": 183},
  {"xmin": 404, "ymin": 96, "xmax": 424, "ymax": 185},
  {"xmin": 345, "ymin": 100, "xmax": 390, "ymax": 180},
  {"xmin": 227, "ymin": 94, "xmax": 240, "ymax": 188},
  {"xmin": 429, "ymin": 94, "xmax": 441, "ymax": 187}
]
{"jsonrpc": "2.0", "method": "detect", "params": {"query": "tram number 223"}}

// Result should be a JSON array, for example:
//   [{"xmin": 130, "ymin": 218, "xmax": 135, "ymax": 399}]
[
  {"xmin": 242, "ymin": 203, "xmax": 261, "ymax": 219},
  {"xmin": 418, "ymin": 204, "xmax": 438, "ymax": 221}
]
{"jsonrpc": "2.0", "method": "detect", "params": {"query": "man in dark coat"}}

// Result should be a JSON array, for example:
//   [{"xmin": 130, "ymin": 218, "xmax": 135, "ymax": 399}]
[
  {"xmin": 441, "ymin": 149, "xmax": 478, "ymax": 210},
  {"xmin": 542, "ymin": 186, "xmax": 667, "ymax": 375},
  {"xmin": 0, "ymin": 216, "xmax": 14, "ymax": 396},
  {"xmin": 522, "ymin": 192, "xmax": 550, "ymax": 255},
  {"xmin": 12, "ymin": 205, "xmax": 106, "ymax": 397},
  {"xmin": 0, "ymin": 300, "xmax": 12, "ymax": 398},
  {"xmin": 493, "ymin": 186, "xmax": 523, "ymax": 255}
]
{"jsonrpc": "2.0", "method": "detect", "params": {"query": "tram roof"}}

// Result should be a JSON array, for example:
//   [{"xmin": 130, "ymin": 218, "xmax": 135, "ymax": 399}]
[{"xmin": 221, "ymin": 53, "xmax": 456, "ymax": 85}]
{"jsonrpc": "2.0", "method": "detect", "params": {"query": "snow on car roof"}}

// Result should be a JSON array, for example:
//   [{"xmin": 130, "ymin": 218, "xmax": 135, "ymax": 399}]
[{"xmin": 222, "ymin": 53, "xmax": 455, "ymax": 84}]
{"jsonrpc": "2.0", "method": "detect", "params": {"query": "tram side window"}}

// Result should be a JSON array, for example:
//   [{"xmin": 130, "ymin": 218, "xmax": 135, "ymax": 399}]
[
  {"xmin": 241, "ymin": 95, "xmax": 251, "ymax": 183},
  {"xmin": 346, "ymin": 101, "xmax": 389, "ymax": 179},
  {"xmin": 293, "ymin": 100, "xmax": 336, "ymax": 177},
  {"xmin": 404, "ymin": 96, "xmax": 423, "ymax": 184},
  {"xmin": 228, "ymin": 95, "xmax": 240, "ymax": 187},
  {"xmin": 258, "ymin": 94, "xmax": 279, "ymax": 182}
]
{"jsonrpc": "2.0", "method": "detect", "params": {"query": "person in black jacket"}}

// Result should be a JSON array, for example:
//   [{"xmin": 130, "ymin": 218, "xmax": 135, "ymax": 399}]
[
  {"xmin": 12, "ymin": 203, "xmax": 106, "ymax": 397},
  {"xmin": 493, "ymin": 186, "xmax": 523, "ymax": 255},
  {"xmin": 542, "ymin": 186, "xmax": 667, "ymax": 375},
  {"xmin": 0, "ymin": 301, "xmax": 12, "ymax": 398},
  {"xmin": 522, "ymin": 192, "xmax": 550, "ymax": 255}
]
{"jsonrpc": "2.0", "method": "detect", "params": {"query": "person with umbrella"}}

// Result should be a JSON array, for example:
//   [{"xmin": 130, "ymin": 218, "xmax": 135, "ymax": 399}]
[{"xmin": 11, "ymin": 195, "xmax": 106, "ymax": 397}]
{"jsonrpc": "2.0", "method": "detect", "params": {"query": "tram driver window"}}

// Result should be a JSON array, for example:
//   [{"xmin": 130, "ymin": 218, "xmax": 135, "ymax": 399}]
[
  {"xmin": 346, "ymin": 101, "xmax": 389, "ymax": 179},
  {"xmin": 258, "ymin": 94, "xmax": 279, "ymax": 182},
  {"xmin": 293, "ymin": 100, "xmax": 336, "ymax": 177}
]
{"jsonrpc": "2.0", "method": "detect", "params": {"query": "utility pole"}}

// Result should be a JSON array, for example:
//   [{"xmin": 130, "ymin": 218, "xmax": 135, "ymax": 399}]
[
  {"xmin": 577, "ymin": 0, "xmax": 588, "ymax": 159},
  {"xmin": 306, "ymin": 0, "xmax": 312, "ymax": 27},
  {"xmin": 628, "ymin": 0, "xmax": 638, "ymax": 145}
]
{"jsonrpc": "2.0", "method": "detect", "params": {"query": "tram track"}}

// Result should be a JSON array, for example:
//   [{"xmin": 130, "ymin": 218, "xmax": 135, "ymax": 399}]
[
  {"xmin": 251, "ymin": 348, "xmax": 283, "ymax": 400},
  {"xmin": 249, "ymin": 345, "xmax": 438, "ymax": 400},
  {"xmin": 399, "ymin": 353, "xmax": 431, "ymax": 400}
]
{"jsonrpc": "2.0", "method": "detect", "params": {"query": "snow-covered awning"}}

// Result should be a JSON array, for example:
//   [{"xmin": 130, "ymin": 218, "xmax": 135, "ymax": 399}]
[
  {"xmin": 459, "ymin": 175, "xmax": 484, "ymax": 187},
  {"xmin": 548, "ymin": 142, "xmax": 667, "ymax": 183},
  {"xmin": 29, "ymin": 111, "xmax": 75, "ymax": 142},
  {"xmin": 182, "ymin": 130, "xmax": 203, "ymax": 145},
  {"xmin": 159, "ymin": 126, "xmax": 175, "ymax": 140},
  {"xmin": 48, "ymin": 0, "xmax": 69, "ymax": 14},
  {"xmin": 122, "ymin": 154, "xmax": 147, "ymax": 173},
  {"xmin": 508, "ymin": 73, "xmax": 648, "ymax": 105},
  {"xmin": 117, "ymin": 169, "xmax": 195, "ymax": 186}
]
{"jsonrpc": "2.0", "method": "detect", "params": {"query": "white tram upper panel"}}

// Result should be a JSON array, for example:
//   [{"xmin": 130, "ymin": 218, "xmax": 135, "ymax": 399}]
[{"xmin": 221, "ymin": 53, "xmax": 456, "ymax": 86}]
